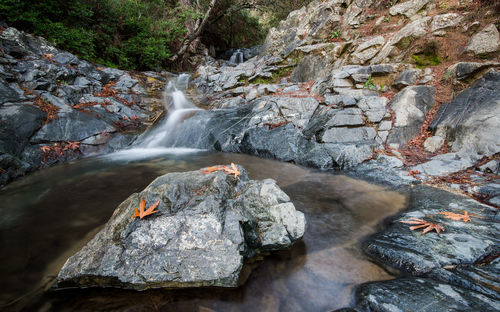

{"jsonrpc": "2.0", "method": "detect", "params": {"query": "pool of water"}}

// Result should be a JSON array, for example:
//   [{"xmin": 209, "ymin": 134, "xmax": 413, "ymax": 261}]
[{"xmin": 0, "ymin": 150, "xmax": 406, "ymax": 311}]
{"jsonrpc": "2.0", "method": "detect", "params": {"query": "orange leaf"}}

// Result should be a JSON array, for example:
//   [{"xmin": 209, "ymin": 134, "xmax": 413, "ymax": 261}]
[
  {"xmin": 222, "ymin": 163, "xmax": 241, "ymax": 178},
  {"xmin": 132, "ymin": 197, "xmax": 160, "ymax": 219},
  {"xmin": 399, "ymin": 218, "xmax": 445, "ymax": 235},
  {"xmin": 437, "ymin": 211, "xmax": 471, "ymax": 222},
  {"xmin": 201, "ymin": 165, "xmax": 222, "ymax": 174}
]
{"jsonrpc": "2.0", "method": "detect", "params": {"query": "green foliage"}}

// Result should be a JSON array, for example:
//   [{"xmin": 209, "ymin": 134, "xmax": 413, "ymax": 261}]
[
  {"xmin": 330, "ymin": 30, "xmax": 342, "ymax": 40},
  {"xmin": 364, "ymin": 75, "xmax": 376, "ymax": 91},
  {"xmin": 0, "ymin": 0, "xmax": 189, "ymax": 70},
  {"xmin": 412, "ymin": 40, "xmax": 442, "ymax": 68},
  {"xmin": 412, "ymin": 54, "xmax": 442, "ymax": 68}
]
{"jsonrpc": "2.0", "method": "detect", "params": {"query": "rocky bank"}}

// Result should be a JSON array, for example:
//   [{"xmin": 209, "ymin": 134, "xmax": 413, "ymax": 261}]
[{"xmin": 0, "ymin": 27, "xmax": 170, "ymax": 186}]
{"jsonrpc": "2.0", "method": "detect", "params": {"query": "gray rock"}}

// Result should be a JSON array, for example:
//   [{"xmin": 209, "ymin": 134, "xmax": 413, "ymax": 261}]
[
  {"xmin": 423, "ymin": 135, "xmax": 445, "ymax": 153},
  {"xmin": 411, "ymin": 152, "xmax": 479, "ymax": 176},
  {"xmin": 356, "ymin": 96, "xmax": 389, "ymax": 123},
  {"xmin": 365, "ymin": 185, "xmax": 499, "ymax": 276},
  {"xmin": 478, "ymin": 159, "xmax": 499, "ymax": 174},
  {"xmin": 389, "ymin": 0, "xmax": 431, "ymax": 18},
  {"xmin": 393, "ymin": 69, "xmax": 422, "ymax": 89},
  {"xmin": 389, "ymin": 86, "xmax": 436, "ymax": 146},
  {"xmin": 356, "ymin": 278, "xmax": 500, "ymax": 312},
  {"xmin": 431, "ymin": 13, "xmax": 463, "ymax": 32},
  {"xmin": 445, "ymin": 62, "xmax": 500, "ymax": 80},
  {"xmin": 51, "ymin": 52, "xmax": 78, "ymax": 65},
  {"xmin": 55, "ymin": 166, "xmax": 305, "ymax": 289},
  {"xmin": 350, "ymin": 36, "xmax": 385, "ymax": 65},
  {"xmin": 465, "ymin": 24, "xmax": 500, "ymax": 55},
  {"xmin": 113, "ymin": 74, "xmax": 139, "ymax": 92},
  {"xmin": 320, "ymin": 127, "xmax": 376, "ymax": 144},
  {"xmin": 371, "ymin": 17, "xmax": 431, "ymax": 64},
  {"xmin": 431, "ymin": 70, "xmax": 500, "ymax": 156},
  {"xmin": 290, "ymin": 55, "xmax": 327, "ymax": 83},
  {"xmin": 0, "ymin": 79, "xmax": 25, "ymax": 104},
  {"xmin": 30, "ymin": 110, "xmax": 115, "ymax": 143}
]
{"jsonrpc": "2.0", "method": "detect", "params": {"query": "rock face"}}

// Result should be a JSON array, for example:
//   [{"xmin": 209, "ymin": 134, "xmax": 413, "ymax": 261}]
[
  {"xmin": 389, "ymin": 86, "xmax": 435, "ymax": 146},
  {"xmin": 389, "ymin": 0, "xmax": 431, "ymax": 18},
  {"xmin": 55, "ymin": 165, "xmax": 305, "ymax": 290},
  {"xmin": 431, "ymin": 70, "xmax": 500, "ymax": 156},
  {"xmin": 0, "ymin": 27, "xmax": 166, "ymax": 186}
]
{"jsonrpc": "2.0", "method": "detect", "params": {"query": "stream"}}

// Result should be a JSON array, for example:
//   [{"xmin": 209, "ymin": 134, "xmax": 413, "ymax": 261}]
[
  {"xmin": 0, "ymin": 75, "xmax": 407, "ymax": 311},
  {"xmin": 0, "ymin": 151, "xmax": 406, "ymax": 311}
]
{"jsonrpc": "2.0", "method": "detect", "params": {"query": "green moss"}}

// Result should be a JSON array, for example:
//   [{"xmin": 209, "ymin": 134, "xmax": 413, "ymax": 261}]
[
  {"xmin": 412, "ymin": 53, "xmax": 442, "ymax": 68},
  {"xmin": 396, "ymin": 36, "xmax": 413, "ymax": 50}
]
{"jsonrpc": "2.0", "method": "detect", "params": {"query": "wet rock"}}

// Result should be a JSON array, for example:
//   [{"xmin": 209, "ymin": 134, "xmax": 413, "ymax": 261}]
[
  {"xmin": 389, "ymin": 86, "xmax": 435, "ymax": 146},
  {"xmin": 478, "ymin": 159, "xmax": 499, "ymax": 174},
  {"xmin": 389, "ymin": 0, "xmax": 431, "ymax": 18},
  {"xmin": 356, "ymin": 278, "xmax": 500, "ymax": 312},
  {"xmin": 431, "ymin": 70, "xmax": 500, "ymax": 156},
  {"xmin": 365, "ymin": 185, "xmax": 499, "ymax": 277},
  {"xmin": 0, "ymin": 102, "xmax": 46, "ymax": 155},
  {"xmin": 393, "ymin": 69, "xmax": 422, "ymax": 89},
  {"xmin": 465, "ymin": 24, "xmax": 500, "ymax": 56},
  {"xmin": 30, "ymin": 110, "xmax": 115, "ymax": 143},
  {"xmin": 55, "ymin": 165, "xmax": 305, "ymax": 289}
]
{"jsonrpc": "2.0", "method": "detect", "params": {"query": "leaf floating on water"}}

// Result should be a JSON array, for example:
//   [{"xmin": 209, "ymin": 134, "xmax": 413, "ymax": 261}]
[
  {"xmin": 131, "ymin": 197, "xmax": 160, "ymax": 219},
  {"xmin": 437, "ymin": 211, "xmax": 471, "ymax": 222},
  {"xmin": 399, "ymin": 218, "xmax": 445, "ymax": 235}
]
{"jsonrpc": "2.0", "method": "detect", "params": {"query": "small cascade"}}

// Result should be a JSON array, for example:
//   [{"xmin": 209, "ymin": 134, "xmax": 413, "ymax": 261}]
[
  {"xmin": 141, "ymin": 74, "xmax": 200, "ymax": 148},
  {"xmin": 229, "ymin": 49, "xmax": 244, "ymax": 65},
  {"xmin": 108, "ymin": 74, "xmax": 202, "ymax": 159}
]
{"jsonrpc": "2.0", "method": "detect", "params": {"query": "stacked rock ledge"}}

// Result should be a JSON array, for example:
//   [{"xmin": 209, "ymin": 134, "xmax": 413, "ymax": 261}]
[{"xmin": 55, "ymin": 164, "xmax": 305, "ymax": 290}]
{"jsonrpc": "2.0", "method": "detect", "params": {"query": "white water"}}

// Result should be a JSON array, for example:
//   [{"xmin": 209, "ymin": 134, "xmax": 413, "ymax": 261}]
[
  {"xmin": 229, "ymin": 49, "xmax": 244, "ymax": 65},
  {"xmin": 106, "ymin": 74, "xmax": 203, "ymax": 161}
]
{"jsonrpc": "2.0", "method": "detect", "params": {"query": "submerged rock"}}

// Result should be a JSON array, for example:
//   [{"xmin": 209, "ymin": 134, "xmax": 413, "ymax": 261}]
[
  {"xmin": 55, "ymin": 165, "xmax": 305, "ymax": 290},
  {"xmin": 356, "ymin": 277, "xmax": 500, "ymax": 311}
]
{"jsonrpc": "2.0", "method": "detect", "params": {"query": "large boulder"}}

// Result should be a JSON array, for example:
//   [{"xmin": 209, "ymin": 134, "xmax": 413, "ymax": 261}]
[
  {"xmin": 464, "ymin": 24, "xmax": 500, "ymax": 56},
  {"xmin": 431, "ymin": 70, "xmax": 500, "ymax": 156},
  {"xmin": 55, "ymin": 165, "xmax": 305, "ymax": 289}
]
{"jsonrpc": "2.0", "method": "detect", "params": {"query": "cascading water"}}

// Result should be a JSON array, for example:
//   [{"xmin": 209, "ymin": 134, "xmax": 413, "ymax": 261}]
[
  {"xmin": 229, "ymin": 49, "xmax": 244, "ymax": 65},
  {"xmin": 108, "ymin": 74, "xmax": 202, "ymax": 160}
]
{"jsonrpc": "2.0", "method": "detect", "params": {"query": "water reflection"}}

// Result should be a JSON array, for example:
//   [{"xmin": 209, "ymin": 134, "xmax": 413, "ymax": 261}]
[{"xmin": 0, "ymin": 152, "xmax": 406, "ymax": 311}]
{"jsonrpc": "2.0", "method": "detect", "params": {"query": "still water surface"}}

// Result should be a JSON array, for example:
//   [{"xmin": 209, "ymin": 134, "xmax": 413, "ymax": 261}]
[{"xmin": 0, "ymin": 151, "xmax": 406, "ymax": 311}]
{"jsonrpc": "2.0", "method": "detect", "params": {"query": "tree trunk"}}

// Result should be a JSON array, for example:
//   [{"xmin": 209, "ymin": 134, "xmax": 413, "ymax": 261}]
[{"xmin": 170, "ymin": 0, "xmax": 217, "ymax": 62}]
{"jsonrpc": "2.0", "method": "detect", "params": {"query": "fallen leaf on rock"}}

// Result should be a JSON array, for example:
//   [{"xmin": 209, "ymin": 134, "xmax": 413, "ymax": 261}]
[
  {"xmin": 201, "ymin": 165, "xmax": 222, "ymax": 174},
  {"xmin": 437, "ymin": 211, "xmax": 471, "ymax": 222},
  {"xmin": 131, "ymin": 197, "xmax": 160, "ymax": 219},
  {"xmin": 201, "ymin": 163, "xmax": 240, "ymax": 178},
  {"xmin": 399, "ymin": 218, "xmax": 445, "ymax": 235},
  {"xmin": 223, "ymin": 163, "xmax": 241, "ymax": 178}
]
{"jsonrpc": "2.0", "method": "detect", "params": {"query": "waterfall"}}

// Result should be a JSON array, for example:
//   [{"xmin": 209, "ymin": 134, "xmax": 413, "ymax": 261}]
[
  {"xmin": 229, "ymin": 49, "xmax": 244, "ymax": 65},
  {"xmin": 106, "ymin": 74, "xmax": 202, "ymax": 160}
]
